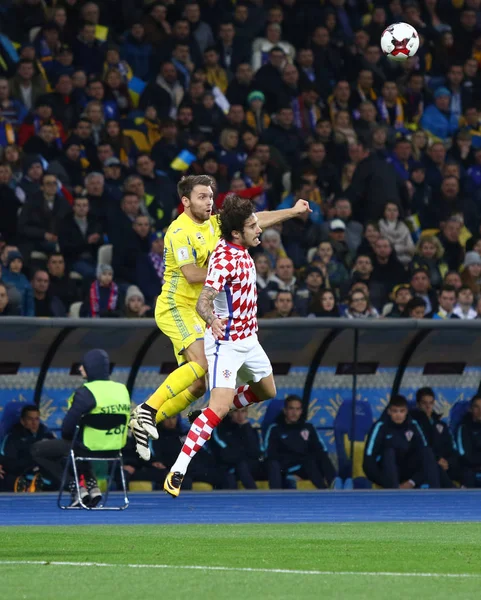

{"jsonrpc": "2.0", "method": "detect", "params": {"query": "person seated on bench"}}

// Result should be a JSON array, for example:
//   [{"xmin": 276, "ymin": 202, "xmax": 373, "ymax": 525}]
[{"xmin": 363, "ymin": 394, "xmax": 440, "ymax": 489}]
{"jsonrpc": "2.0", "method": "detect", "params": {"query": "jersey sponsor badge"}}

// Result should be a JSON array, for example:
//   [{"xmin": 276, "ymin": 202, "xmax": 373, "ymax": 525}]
[
  {"xmin": 436, "ymin": 424, "xmax": 444, "ymax": 434},
  {"xmin": 300, "ymin": 429, "xmax": 310, "ymax": 441},
  {"xmin": 405, "ymin": 430, "xmax": 413, "ymax": 441},
  {"xmin": 177, "ymin": 247, "xmax": 189, "ymax": 261}
]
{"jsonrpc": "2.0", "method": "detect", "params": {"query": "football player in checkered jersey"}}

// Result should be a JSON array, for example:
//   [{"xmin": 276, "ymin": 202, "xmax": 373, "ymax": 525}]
[
  {"xmin": 130, "ymin": 174, "xmax": 311, "ymax": 461},
  {"xmin": 164, "ymin": 195, "xmax": 310, "ymax": 496}
]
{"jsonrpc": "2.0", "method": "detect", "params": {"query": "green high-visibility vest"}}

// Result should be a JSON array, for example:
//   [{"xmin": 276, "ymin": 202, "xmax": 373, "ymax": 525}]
[{"xmin": 81, "ymin": 381, "xmax": 131, "ymax": 451}]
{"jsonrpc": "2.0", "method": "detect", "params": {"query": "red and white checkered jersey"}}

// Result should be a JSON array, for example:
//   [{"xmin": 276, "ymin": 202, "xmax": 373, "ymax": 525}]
[{"xmin": 204, "ymin": 238, "xmax": 257, "ymax": 341}]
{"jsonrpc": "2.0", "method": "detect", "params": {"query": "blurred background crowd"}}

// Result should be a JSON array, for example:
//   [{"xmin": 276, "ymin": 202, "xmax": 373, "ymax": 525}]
[{"xmin": 1, "ymin": 0, "xmax": 481, "ymax": 321}]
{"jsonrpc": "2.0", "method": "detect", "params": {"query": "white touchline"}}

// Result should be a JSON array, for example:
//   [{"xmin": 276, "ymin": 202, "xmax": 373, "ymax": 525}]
[{"xmin": 0, "ymin": 561, "xmax": 480, "ymax": 579}]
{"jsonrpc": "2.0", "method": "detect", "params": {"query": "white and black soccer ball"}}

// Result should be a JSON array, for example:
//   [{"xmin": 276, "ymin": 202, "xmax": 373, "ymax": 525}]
[{"xmin": 380, "ymin": 22, "xmax": 420, "ymax": 62}]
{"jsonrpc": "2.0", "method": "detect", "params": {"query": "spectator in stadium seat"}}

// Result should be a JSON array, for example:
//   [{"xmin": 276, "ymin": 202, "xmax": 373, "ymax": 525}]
[
  {"xmin": 48, "ymin": 137, "xmax": 86, "ymax": 195},
  {"xmin": 18, "ymin": 172, "xmax": 71, "ymax": 259},
  {"xmin": 345, "ymin": 289, "xmax": 379, "ymax": 319},
  {"xmin": 340, "ymin": 254, "xmax": 384, "ymax": 312},
  {"xmin": 410, "ymin": 236, "xmax": 448, "ymax": 290},
  {"xmin": 454, "ymin": 285, "xmax": 477, "ymax": 319},
  {"xmin": 266, "ymin": 395, "xmax": 337, "ymax": 489},
  {"xmin": 265, "ymin": 256, "xmax": 297, "ymax": 300},
  {"xmin": 410, "ymin": 268, "xmax": 438, "ymax": 316},
  {"xmin": 22, "ymin": 122, "xmax": 62, "ymax": 162},
  {"xmin": 1, "ymin": 405, "xmax": 54, "ymax": 491},
  {"xmin": 431, "ymin": 284, "xmax": 459, "ymax": 319},
  {"xmin": 31, "ymin": 269, "xmax": 66, "ymax": 317},
  {"xmin": 437, "ymin": 218, "xmax": 465, "ymax": 271},
  {"xmin": 122, "ymin": 285, "xmax": 152, "ymax": 319},
  {"xmin": 261, "ymin": 106, "xmax": 304, "ymax": 167},
  {"xmin": 120, "ymin": 22, "xmax": 152, "ymax": 82},
  {"xmin": 320, "ymin": 198, "xmax": 363, "ymax": 253},
  {"xmin": 0, "ymin": 282, "xmax": 20, "ymax": 316},
  {"xmin": 0, "ymin": 75, "xmax": 27, "ymax": 126},
  {"xmin": 460, "ymin": 252, "xmax": 481, "ymax": 296},
  {"xmin": 139, "ymin": 62, "xmax": 184, "ymax": 120},
  {"xmin": 0, "ymin": 163, "xmax": 21, "ymax": 246},
  {"xmin": 348, "ymin": 140, "xmax": 408, "ymax": 224},
  {"xmin": 9, "ymin": 59, "xmax": 46, "ymax": 111},
  {"xmin": 46, "ymin": 253, "xmax": 80, "ymax": 312},
  {"xmin": 370, "ymin": 237, "xmax": 408, "ymax": 305},
  {"xmin": 259, "ymin": 228, "xmax": 287, "ymax": 269},
  {"xmin": 135, "ymin": 231, "xmax": 165, "ymax": 306},
  {"xmin": 72, "ymin": 22, "xmax": 106, "ymax": 77},
  {"xmin": 420, "ymin": 87, "xmax": 459, "ymax": 143},
  {"xmin": 363, "ymin": 395, "xmax": 440, "ymax": 489},
  {"xmin": 58, "ymin": 196, "xmax": 102, "ymax": 280},
  {"xmin": 410, "ymin": 387, "xmax": 459, "ymax": 488},
  {"xmin": 112, "ymin": 214, "xmax": 151, "ymax": 285},
  {"xmin": 382, "ymin": 284, "xmax": 413, "ymax": 318},
  {"xmin": 404, "ymin": 296, "xmax": 427, "ymax": 319},
  {"xmin": 211, "ymin": 408, "xmax": 265, "ymax": 490},
  {"xmin": 378, "ymin": 202, "xmax": 415, "ymax": 266},
  {"xmin": 1, "ymin": 250, "xmax": 34, "ymax": 316},
  {"xmin": 15, "ymin": 156, "xmax": 44, "ymax": 206},
  {"xmin": 81, "ymin": 264, "xmax": 120, "ymax": 318},
  {"xmin": 263, "ymin": 290, "xmax": 299, "ymax": 319}
]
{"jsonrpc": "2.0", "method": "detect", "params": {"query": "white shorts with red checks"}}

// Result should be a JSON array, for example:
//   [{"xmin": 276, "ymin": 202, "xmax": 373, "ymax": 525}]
[{"xmin": 204, "ymin": 329, "xmax": 273, "ymax": 391}]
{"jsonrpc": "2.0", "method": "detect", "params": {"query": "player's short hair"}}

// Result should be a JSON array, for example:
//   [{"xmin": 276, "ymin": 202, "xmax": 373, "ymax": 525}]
[
  {"xmin": 177, "ymin": 175, "xmax": 216, "ymax": 200},
  {"xmin": 388, "ymin": 394, "xmax": 408, "ymax": 409},
  {"xmin": 284, "ymin": 394, "xmax": 302, "ymax": 409},
  {"xmin": 21, "ymin": 404, "xmax": 40, "ymax": 419},
  {"xmin": 416, "ymin": 387, "xmax": 435, "ymax": 404},
  {"xmin": 219, "ymin": 193, "xmax": 255, "ymax": 242}
]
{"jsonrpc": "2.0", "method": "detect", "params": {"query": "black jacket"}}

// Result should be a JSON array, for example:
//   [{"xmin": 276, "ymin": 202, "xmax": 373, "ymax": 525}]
[
  {"xmin": 61, "ymin": 349, "xmax": 110, "ymax": 440},
  {"xmin": 349, "ymin": 153, "xmax": 407, "ymax": 223},
  {"xmin": 211, "ymin": 417, "xmax": 261, "ymax": 465},
  {"xmin": 363, "ymin": 413, "xmax": 427, "ymax": 484},
  {"xmin": 266, "ymin": 417, "xmax": 328, "ymax": 465},
  {"xmin": 457, "ymin": 414, "xmax": 481, "ymax": 469},
  {"xmin": 58, "ymin": 212, "xmax": 103, "ymax": 267},
  {"xmin": 18, "ymin": 192, "xmax": 71, "ymax": 241},
  {"xmin": 2, "ymin": 423, "xmax": 54, "ymax": 475},
  {"xmin": 0, "ymin": 184, "xmax": 21, "ymax": 244},
  {"xmin": 410, "ymin": 409, "xmax": 458, "ymax": 466}
]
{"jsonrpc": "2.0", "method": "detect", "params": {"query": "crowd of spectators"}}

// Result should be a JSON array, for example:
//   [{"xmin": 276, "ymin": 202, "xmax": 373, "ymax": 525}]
[{"xmin": 1, "ymin": 0, "xmax": 481, "ymax": 320}]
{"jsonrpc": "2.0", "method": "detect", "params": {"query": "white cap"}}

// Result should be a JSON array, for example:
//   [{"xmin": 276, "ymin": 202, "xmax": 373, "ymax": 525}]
[{"xmin": 329, "ymin": 219, "xmax": 346, "ymax": 231}]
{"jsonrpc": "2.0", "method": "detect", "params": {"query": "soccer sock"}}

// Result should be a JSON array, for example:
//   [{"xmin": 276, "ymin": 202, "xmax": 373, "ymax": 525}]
[
  {"xmin": 233, "ymin": 385, "xmax": 262, "ymax": 409},
  {"xmin": 145, "ymin": 362, "xmax": 206, "ymax": 411},
  {"xmin": 156, "ymin": 388, "xmax": 199, "ymax": 423},
  {"xmin": 171, "ymin": 408, "xmax": 221, "ymax": 475}
]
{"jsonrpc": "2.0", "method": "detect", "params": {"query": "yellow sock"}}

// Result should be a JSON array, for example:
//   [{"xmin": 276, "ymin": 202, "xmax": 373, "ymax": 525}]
[
  {"xmin": 145, "ymin": 361, "xmax": 205, "ymax": 411},
  {"xmin": 156, "ymin": 389, "xmax": 199, "ymax": 423}
]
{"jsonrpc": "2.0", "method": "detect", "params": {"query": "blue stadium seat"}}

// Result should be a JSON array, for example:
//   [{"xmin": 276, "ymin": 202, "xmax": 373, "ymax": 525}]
[
  {"xmin": 0, "ymin": 399, "xmax": 28, "ymax": 446},
  {"xmin": 260, "ymin": 398, "xmax": 285, "ymax": 438},
  {"xmin": 449, "ymin": 401, "xmax": 470, "ymax": 437},
  {"xmin": 334, "ymin": 400, "xmax": 373, "ymax": 487}
]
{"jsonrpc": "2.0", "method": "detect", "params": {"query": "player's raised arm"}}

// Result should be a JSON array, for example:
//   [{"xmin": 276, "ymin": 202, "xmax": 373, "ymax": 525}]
[
  {"xmin": 196, "ymin": 285, "xmax": 227, "ymax": 339},
  {"xmin": 256, "ymin": 199, "xmax": 312, "ymax": 229}
]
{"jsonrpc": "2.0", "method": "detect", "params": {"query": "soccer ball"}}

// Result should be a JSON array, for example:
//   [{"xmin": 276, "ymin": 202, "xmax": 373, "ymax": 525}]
[{"xmin": 380, "ymin": 22, "xmax": 419, "ymax": 62}]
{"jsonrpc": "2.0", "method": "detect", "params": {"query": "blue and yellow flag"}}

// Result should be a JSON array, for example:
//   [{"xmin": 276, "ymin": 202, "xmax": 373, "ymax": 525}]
[
  {"xmin": 128, "ymin": 76, "xmax": 146, "ymax": 108},
  {"xmin": 170, "ymin": 149, "xmax": 196, "ymax": 171}
]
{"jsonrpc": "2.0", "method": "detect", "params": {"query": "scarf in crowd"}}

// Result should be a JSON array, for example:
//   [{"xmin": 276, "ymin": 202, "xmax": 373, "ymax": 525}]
[
  {"xmin": 352, "ymin": 86, "xmax": 377, "ymax": 119},
  {"xmin": 89, "ymin": 281, "xmax": 118, "ymax": 317},
  {"xmin": 292, "ymin": 96, "xmax": 318, "ymax": 136},
  {"xmin": 149, "ymin": 252, "xmax": 165, "ymax": 284},
  {"xmin": 327, "ymin": 97, "xmax": 349, "ymax": 124},
  {"xmin": 0, "ymin": 119, "xmax": 15, "ymax": 145},
  {"xmin": 244, "ymin": 175, "xmax": 267, "ymax": 211},
  {"xmin": 377, "ymin": 97, "xmax": 405, "ymax": 129}
]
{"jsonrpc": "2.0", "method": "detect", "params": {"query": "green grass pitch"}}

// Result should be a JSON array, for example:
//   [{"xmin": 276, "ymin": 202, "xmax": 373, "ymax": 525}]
[{"xmin": 2, "ymin": 523, "xmax": 481, "ymax": 599}]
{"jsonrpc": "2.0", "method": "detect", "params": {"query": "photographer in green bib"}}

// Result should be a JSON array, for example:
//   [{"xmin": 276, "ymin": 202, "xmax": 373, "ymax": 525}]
[{"xmin": 32, "ymin": 349, "xmax": 131, "ymax": 507}]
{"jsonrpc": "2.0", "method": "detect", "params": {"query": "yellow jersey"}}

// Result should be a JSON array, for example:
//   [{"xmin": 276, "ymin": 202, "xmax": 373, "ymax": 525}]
[{"xmin": 159, "ymin": 212, "xmax": 221, "ymax": 307}]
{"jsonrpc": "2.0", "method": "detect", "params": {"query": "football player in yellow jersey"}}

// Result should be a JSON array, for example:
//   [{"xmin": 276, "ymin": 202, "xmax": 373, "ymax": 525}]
[{"xmin": 130, "ymin": 174, "xmax": 311, "ymax": 459}]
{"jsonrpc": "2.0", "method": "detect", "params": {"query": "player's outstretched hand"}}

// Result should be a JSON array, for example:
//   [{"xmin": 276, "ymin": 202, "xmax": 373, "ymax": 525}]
[
  {"xmin": 292, "ymin": 199, "xmax": 312, "ymax": 215},
  {"xmin": 212, "ymin": 317, "xmax": 228, "ymax": 340}
]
